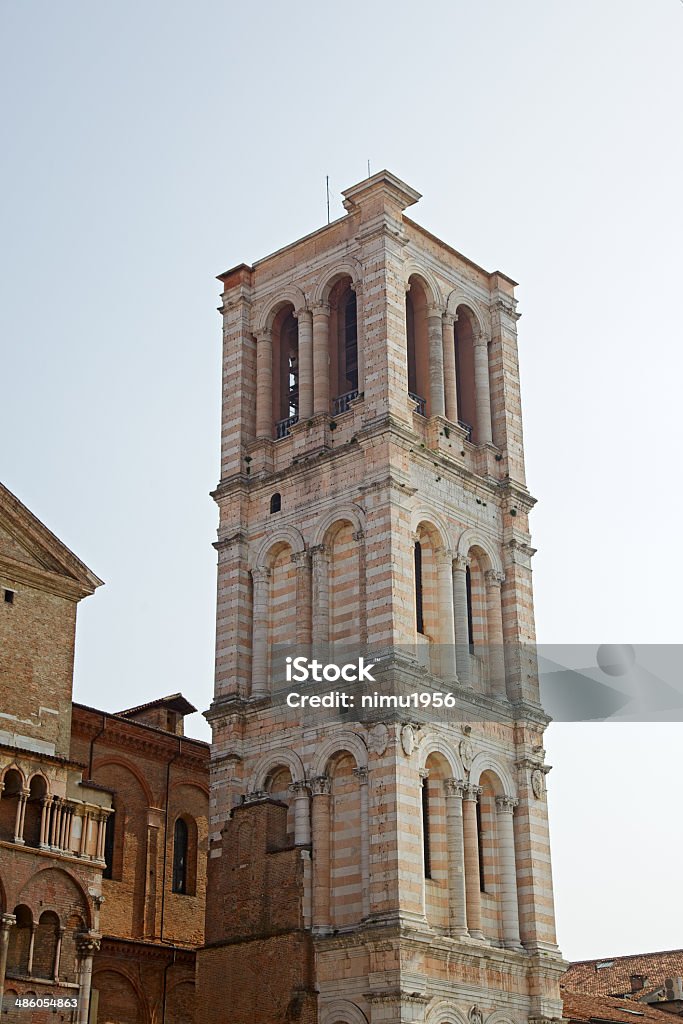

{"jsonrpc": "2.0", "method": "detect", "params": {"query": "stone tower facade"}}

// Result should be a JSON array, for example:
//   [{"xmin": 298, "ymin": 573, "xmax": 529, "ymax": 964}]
[{"xmin": 197, "ymin": 172, "xmax": 564, "ymax": 1024}]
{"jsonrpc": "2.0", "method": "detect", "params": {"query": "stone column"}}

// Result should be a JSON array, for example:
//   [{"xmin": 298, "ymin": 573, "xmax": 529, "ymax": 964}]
[
  {"xmin": 496, "ymin": 796, "xmax": 522, "ymax": 949},
  {"xmin": 485, "ymin": 570, "xmax": 507, "ymax": 698},
  {"xmin": 427, "ymin": 306, "xmax": 445, "ymax": 417},
  {"xmin": 311, "ymin": 545, "xmax": 329, "ymax": 654},
  {"xmin": 66, "ymin": 808, "xmax": 76, "ymax": 853},
  {"xmin": 250, "ymin": 566, "xmax": 271, "ymax": 699},
  {"xmin": 39, "ymin": 797, "xmax": 50, "ymax": 848},
  {"xmin": 76, "ymin": 934, "xmax": 101, "ymax": 1024},
  {"xmin": 295, "ymin": 308, "xmax": 313, "ymax": 420},
  {"xmin": 353, "ymin": 530, "xmax": 368, "ymax": 645},
  {"xmin": 311, "ymin": 775, "xmax": 331, "ymax": 930},
  {"xmin": 59, "ymin": 803, "xmax": 71, "ymax": 851},
  {"xmin": 95, "ymin": 814, "xmax": 106, "ymax": 862},
  {"xmin": 79, "ymin": 810, "xmax": 90, "ymax": 856},
  {"xmin": 353, "ymin": 767, "xmax": 370, "ymax": 919},
  {"xmin": 53, "ymin": 925, "xmax": 65, "ymax": 981},
  {"xmin": 52, "ymin": 798, "xmax": 65, "ymax": 848},
  {"xmin": 14, "ymin": 789, "xmax": 28, "ymax": 844},
  {"xmin": 27, "ymin": 923, "xmax": 37, "ymax": 975},
  {"xmin": 289, "ymin": 782, "xmax": 311, "ymax": 846},
  {"xmin": 255, "ymin": 329, "xmax": 273, "ymax": 438},
  {"xmin": 0, "ymin": 914, "xmax": 16, "ymax": 1005},
  {"xmin": 291, "ymin": 550, "xmax": 312, "ymax": 646},
  {"xmin": 452, "ymin": 555, "xmax": 471, "ymax": 686},
  {"xmin": 473, "ymin": 333, "xmax": 493, "ymax": 444},
  {"xmin": 462, "ymin": 784, "xmax": 484, "ymax": 939},
  {"xmin": 436, "ymin": 548, "xmax": 456, "ymax": 682},
  {"xmin": 444, "ymin": 779, "xmax": 468, "ymax": 938},
  {"xmin": 312, "ymin": 303, "xmax": 330, "ymax": 416},
  {"xmin": 442, "ymin": 312, "xmax": 458, "ymax": 423}
]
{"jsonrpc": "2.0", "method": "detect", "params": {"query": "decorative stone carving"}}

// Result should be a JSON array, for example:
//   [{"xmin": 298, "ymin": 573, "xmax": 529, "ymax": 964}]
[
  {"xmin": 401, "ymin": 724, "xmax": 416, "ymax": 756},
  {"xmin": 469, "ymin": 1004, "xmax": 485, "ymax": 1024},
  {"xmin": 310, "ymin": 775, "xmax": 331, "ymax": 797},
  {"xmin": 367, "ymin": 722, "xmax": 389, "ymax": 756},
  {"xmin": 459, "ymin": 737, "xmax": 474, "ymax": 771},
  {"xmin": 531, "ymin": 769, "xmax": 544, "ymax": 799}
]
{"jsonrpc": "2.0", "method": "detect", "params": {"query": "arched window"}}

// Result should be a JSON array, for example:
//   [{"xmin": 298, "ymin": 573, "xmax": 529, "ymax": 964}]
[
  {"xmin": 270, "ymin": 492, "xmax": 281, "ymax": 514},
  {"xmin": 342, "ymin": 290, "xmax": 358, "ymax": 394},
  {"xmin": 7, "ymin": 905, "xmax": 32, "ymax": 976},
  {"xmin": 414, "ymin": 541, "xmax": 424, "ymax": 635},
  {"xmin": 405, "ymin": 277, "xmax": 430, "ymax": 415},
  {"xmin": 24, "ymin": 775, "xmax": 47, "ymax": 848},
  {"xmin": 172, "ymin": 817, "xmax": 188, "ymax": 894},
  {"xmin": 0, "ymin": 769, "xmax": 22, "ymax": 842},
  {"xmin": 33, "ymin": 911, "xmax": 59, "ymax": 980},
  {"xmin": 272, "ymin": 305, "xmax": 299, "ymax": 437},
  {"xmin": 329, "ymin": 278, "xmax": 359, "ymax": 412}
]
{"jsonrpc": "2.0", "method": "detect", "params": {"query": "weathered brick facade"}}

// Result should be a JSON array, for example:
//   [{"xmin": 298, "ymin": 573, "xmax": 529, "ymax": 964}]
[
  {"xmin": 197, "ymin": 171, "xmax": 565, "ymax": 1024},
  {"xmin": 0, "ymin": 485, "xmax": 209, "ymax": 1024}
]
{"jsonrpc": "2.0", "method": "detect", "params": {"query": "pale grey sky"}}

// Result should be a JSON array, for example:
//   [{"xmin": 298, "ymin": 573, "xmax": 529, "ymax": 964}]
[{"xmin": 2, "ymin": 0, "xmax": 682, "ymax": 961}]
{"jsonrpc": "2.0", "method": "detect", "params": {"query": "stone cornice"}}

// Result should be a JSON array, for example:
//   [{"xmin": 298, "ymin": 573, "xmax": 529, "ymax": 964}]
[
  {"xmin": 0, "ymin": 485, "xmax": 103, "ymax": 597},
  {"xmin": 0, "ymin": 554, "xmax": 94, "ymax": 602}
]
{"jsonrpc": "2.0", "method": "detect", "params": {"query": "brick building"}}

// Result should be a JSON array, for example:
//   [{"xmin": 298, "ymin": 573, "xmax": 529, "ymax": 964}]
[
  {"xmin": 196, "ymin": 171, "xmax": 566, "ymax": 1024},
  {"xmin": 0, "ymin": 482, "xmax": 111, "ymax": 1023},
  {"xmin": 0, "ymin": 483, "xmax": 209, "ymax": 1023}
]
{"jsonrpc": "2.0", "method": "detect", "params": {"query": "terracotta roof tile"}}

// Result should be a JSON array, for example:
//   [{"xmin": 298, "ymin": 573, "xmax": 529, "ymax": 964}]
[
  {"xmin": 565, "ymin": 951, "xmax": 683, "ymax": 998},
  {"xmin": 562, "ymin": 990, "xmax": 677, "ymax": 1024}
]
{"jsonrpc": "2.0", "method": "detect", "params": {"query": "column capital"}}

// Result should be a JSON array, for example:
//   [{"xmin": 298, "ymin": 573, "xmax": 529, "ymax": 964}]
[
  {"xmin": 293, "ymin": 306, "xmax": 312, "ymax": 323},
  {"xmin": 352, "ymin": 529, "xmax": 365, "ymax": 542},
  {"xmin": 312, "ymin": 302, "xmax": 330, "ymax": 317},
  {"xmin": 426, "ymin": 304, "xmax": 445, "ymax": 320},
  {"xmin": 495, "ymin": 795, "xmax": 518, "ymax": 814},
  {"xmin": 290, "ymin": 549, "xmax": 311, "ymax": 568},
  {"xmin": 444, "ymin": 778, "xmax": 466, "ymax": 798},
  {"xmin": 463, "ymin": 783, "xmax": 482, "ymax": 801},
  {"xmin": 442, "ymin": 311, "xmax": 457, "ymax": 326},
  {"xmin": 288, "ymin": 780, "xmax": 310, "ymax": 795},
  {"xmin": 434, "ymin": 546, "xmax": 454, "ymax": 566},
  {"xmin": 418, "ymin": 767, "xmax": 430, "ymax": 781},
  {"xmin": 352, "ymin": 766, "xmax": 369, "ymax": 785},
  {"xmin": 251, "ymin": 565, "xmax": 271, "ymax": 584},
  {"xmin": 0, "ymin": 913, "xmax": 16, "ymax": 933},
  {"xmin": 474, "ymin": 331, "xmax": 490, "ymax": 347},
  {"xmin": 310, "ymin": 543, "xmax": 329, "ymax": 560},
  {"xmin": 485, "ymin": 569, "xmax": 505, "ymax": 587},
  {"xmin": 310, "ymin": 775, "xmax": 331, "ymax": 796},
  {"xmin": 243, "ymin": 789, "xmax": 268, "ymax": 804},
  {"xmin": 453, "ymin": 553, "xmax": 470, "ymax": 571},
  {"xmin": 254, "ymin": 327, "xmax": 272, "ymax": 342},
  {"xmin": 76, "ymin": 934, "xmax": 101, "ymax": 958}
]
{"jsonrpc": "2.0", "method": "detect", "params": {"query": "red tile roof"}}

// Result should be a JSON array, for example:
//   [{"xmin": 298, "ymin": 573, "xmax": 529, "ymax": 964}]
[
  {"xmin": 562, "ymin": 990, "xmax": 677, "ymax": 1024},
  {"xmin": 565, "ymin": 951, "xmax": 683, "ymax": 998}
]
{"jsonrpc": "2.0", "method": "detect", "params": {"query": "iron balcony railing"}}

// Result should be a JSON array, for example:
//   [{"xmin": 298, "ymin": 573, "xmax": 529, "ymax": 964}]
[
  {"xmin": 409, "ymin": 392, "xmax": 427, "ymax": 416},
  {"xmin": 275, "ymin": 415, "xmax": 298, "ymax": 439},
  {"xmin": 332, "ymin": 389, "xmax": 359, "ymax": 416}
]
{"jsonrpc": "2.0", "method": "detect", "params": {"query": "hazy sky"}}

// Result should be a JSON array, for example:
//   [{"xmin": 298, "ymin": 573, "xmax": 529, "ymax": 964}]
[{"xmin": 2, "ymin": 1, "xmax": 682, "ymax": 961}]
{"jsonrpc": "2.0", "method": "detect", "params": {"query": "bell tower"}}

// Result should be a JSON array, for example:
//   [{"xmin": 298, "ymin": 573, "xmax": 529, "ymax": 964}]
[{"xmin": 196, "ymin": 172, "xmax": 564, "ymax": 1024}]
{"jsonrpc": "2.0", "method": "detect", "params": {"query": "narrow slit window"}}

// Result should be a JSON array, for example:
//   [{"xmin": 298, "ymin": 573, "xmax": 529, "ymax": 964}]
[
  {"xmin": 465, "ymin": 566, "xmax": 474, "ymax": 651},
  {"xmin": 103, "ymin": 814, "xmax": 115, "ymax": 880},
  {"xmin": 476, "ymin": 798, "xmax": 486, "ymax": 892},
  {"xmin": 421, "ymin": 777, "xmax": 432, "ymax": 879},
  {"xmin": 172, "ymin": 817, "xmax": 188, "ymax": 894},
  {"xmin": 414, "ymin": 541, "xmax": 424, "ymax": 635}
]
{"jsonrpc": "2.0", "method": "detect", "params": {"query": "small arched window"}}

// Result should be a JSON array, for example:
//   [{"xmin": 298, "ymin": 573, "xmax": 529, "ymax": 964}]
[
  {"xmin": 172, "ymin": 817, "xmax": 188, "ymax": 894},
  {"xmin": 270, "ymin": 492, "xmax": 281, "ymax": 514}
]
